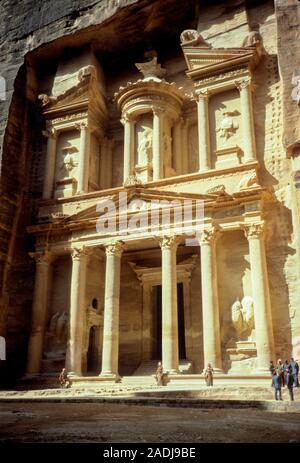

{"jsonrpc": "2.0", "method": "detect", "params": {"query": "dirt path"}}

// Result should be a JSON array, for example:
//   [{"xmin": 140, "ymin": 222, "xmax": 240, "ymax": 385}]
[{"xmin": 0, "ymin": 402, "xmax": 299, "ymax": 443}]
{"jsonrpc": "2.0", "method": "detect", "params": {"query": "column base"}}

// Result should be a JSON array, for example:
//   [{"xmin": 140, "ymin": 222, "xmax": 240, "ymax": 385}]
[
  {"xmin": 23, "ymin": 373, "xmax": 40, "ymax": 380},
  {"xmin": 168, "ymin": 369, "xmax": 179, "ymax": 375},
  {"xmin": 68, "ymin": 371, "xmax": 82, "ymax": 377},
  {"xmin": 199, "ymin": 167, "xmax": 210, "ymax": 173},
  {"xmin": 99, "ymin": 372, "xmax": 121, "ymax": 382},
  {"xmin": 202, "ymin": 368, "xmax": 224, "ymax": 375}
]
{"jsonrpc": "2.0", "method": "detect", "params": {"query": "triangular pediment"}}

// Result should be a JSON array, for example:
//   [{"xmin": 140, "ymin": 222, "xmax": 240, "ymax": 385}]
[
  {"xmin": 182, "ymin": 46, "xmax": 258, "ymax": 79},
  {"xmin": 62, "ymin": 188, "xmax": 217, "ymax": 224},
  {"xmin": 42, "ymin": 80, "xmax": 90, "ymax": 115}
]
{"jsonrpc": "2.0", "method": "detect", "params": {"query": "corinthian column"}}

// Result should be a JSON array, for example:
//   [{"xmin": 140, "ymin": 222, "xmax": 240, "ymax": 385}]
[
  {"xmin": 199, "ymin": 229, "xmax": 223, "ymax": 372},
  {"xmin": 121, "ymin": 114, "xmax": 135, "ymax": 184},
  {"xmin": 197, "ymin": 90, "xmax": 211, "ymax": 172},
  {"xmin": 159, "ymin": 235, "xmax": 180, "ymax": 374},
  {"xmin": 67, "ymin": 247, "xmax": 89, "ymax": 376},
  {"xmin": 152, "ymin": 107, "xmax": 164, "ymax": 180},
  {"xmin": 100, "ymin": 241, "xmax": 125, "ymax": 378},
  {"xmin": 42, "ymin": 128, "xmax": 57, "ymax": 200},
  {"xmin": 75, "ymin": 122, "xmax": 89, "ymax": 194},
  {"xmin": 244, "ymin": 223, "xmax": 275, "ymax": 373},
  {"xmin": 26, "ymin": 251, "xmax": 53, "ymax": 375},
  {"xmin": 236, "ymin": 79, "xmax": 256, "ymax": 163}
]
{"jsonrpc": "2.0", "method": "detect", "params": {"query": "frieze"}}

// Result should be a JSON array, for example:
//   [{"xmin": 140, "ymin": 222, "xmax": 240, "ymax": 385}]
[
  {"xmin": 50, "ymin": 112, "xmax": 88, "ymax": 125},
  {"xmin": 194, "ymin": 68, "xmax": 249, "ymax": 87}
]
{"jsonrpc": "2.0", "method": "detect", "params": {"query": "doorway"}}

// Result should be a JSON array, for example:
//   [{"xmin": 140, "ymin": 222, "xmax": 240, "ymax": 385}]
[
  {"xmin": 151, "ymin": 283, "xmax": 186, "ymax": 360},
  {"xmin": 87, "ymin": 326, "xmax": 99, "ymax": 373}
]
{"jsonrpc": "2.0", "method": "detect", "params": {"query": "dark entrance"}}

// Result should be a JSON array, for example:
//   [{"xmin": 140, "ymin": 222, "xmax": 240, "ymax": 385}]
[
  {"xmin": 152, "ymin": 285, "xmax": 162, "ymax": 360},
  {"xmin": 177, "ymin": 282, "xmax": 186, "ymax": 359},
  {"xmin": 87, "ymin": 326, "xmax": 98, "ymax": 373},
  {"xmin": 151, "ymin": 283, "xmax": 186, "ymax": 360}
]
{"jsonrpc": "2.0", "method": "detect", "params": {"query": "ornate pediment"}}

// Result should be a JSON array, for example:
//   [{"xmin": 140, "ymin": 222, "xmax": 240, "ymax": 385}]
[{"xmin": 182, "ymin": 46, "xmax": 259, "ymax": 80}]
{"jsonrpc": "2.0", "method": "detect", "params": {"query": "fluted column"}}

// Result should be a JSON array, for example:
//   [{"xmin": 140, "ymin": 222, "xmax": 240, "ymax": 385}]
[
  {"xmin": 75, "ymin": 122, "xmax": 89, "ymax": 193},
  {"xmin": 236, "ymin": 78, "xmax": 256, "ymax": 163},
  {"xmin": 244, "ymin": 223, "xmax": 275, "ymax": 373},
  {"xmin": 199, "ymin": 229, "xmax": 223, "ymax": 372},
  {"xmin": 121, "ymin": 114, "xmax": 135, "ymax": 184},
  {"xmin": 197, "ymin": 90, "xmax": 211, "ymax": 172},
  {"xmin": 173, "ymin": 117, "xmax": 183, "ymax": 175},
  {"xmin": 100, "ymin": 241, "xmax": 125, "ymax": 378},
  {"xmin": 152, "ymin": 107, "xmax": 164, "ymax": 180},
  {"xmin": 26, "ymin": 251, "xmax": 53, "ymax": 375},
  {"xmin": 159, "ymin": 235, "xmax": 180, "ymax": 373},
  {"xmin": 42, "ymin": 128, "xmax": 57, "ymax": 200},
  {"xmin": 67, "ymin": 247, "xmax": 89, "ymax": 376}
]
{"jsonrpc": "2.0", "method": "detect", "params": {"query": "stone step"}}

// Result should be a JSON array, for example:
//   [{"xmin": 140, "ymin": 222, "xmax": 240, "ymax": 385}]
[{"xmin": 133, "ymin": 359, "xmax": 193, "ymax": 376}]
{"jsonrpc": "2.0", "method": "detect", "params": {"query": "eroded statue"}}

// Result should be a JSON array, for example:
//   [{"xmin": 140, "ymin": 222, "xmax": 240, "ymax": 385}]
[
  {"xmin": 138, "ymin": 127, "xmax": 153, "ymax": 165},
  {"xmin": 216, "ymin": 110, "xmax": 239, "ymax": 140},
  {"xmin": 231, "ymin": 296, "xmax": 255, "ymax": 340},
  {"xmin": 48, "ymin": 311, "xmax": 68, "ymax": 342}
]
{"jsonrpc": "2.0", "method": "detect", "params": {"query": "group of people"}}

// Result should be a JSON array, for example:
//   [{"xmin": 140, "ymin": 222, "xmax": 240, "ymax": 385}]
[{"xmin": 270, "ymin": 358, "xmax": 299, "ymax": 401}]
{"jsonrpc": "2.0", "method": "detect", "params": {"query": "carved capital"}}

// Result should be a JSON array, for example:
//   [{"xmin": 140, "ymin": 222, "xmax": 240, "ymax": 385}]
[
  {"xmin": 29, "ymin": 250, "xmax": 53, "ymax": 265},
  {"xmin": 105, "ymin": 241, "xmax": 125, "ymax": 257},
  {"xmin": 71, "ymin": 246, "xmax": 90, "ymax": 261},
  {"xmin": 235, "ymin": 78, "xmax": 252, "ymax": 92},
  {"xmin": 197, "ymin": 89, "xmax": 210, "ymax": 100},
  {"xmin": 120, "ymin": 113, "xmax": 135, "ymax": 126},
  {"xmin": 158, "ymin": 235, "xmax": 181, "ymax": 250},
  {"xmin": 42, "ymin": 128, "xmax": 56, "ymax": 139},
  {"xmin": 199, "ymin": 228, "xmax": 218, "ymax": 246},
  {"xmin": 243, "ymin": 223, "xmax": 265, "ymax": 240},
  {"xmin": 151, "ymin": 106, "xmax": 165, "ymax": 117},
  {"xmin": 74, "ymin": 121, "xmax": 88, "ymax": 131}
]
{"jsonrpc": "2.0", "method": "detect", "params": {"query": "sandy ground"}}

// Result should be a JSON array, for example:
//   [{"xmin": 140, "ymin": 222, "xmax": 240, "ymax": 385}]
[{"xmin": 0, "ymin": 402, "xmax": 299, "ymax": 443}]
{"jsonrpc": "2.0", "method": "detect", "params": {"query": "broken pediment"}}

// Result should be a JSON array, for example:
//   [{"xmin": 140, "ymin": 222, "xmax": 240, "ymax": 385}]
[{"xmin": 181, "ymin": 41, "xmax": 260, "ymax": 80}]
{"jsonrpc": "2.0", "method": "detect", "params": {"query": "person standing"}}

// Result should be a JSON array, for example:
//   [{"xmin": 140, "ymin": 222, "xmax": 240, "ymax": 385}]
[
  {"xmin": 276, "ymin": 359, "xmax": 285, "ymax": 387},
  {"xmin": 204, "ymin": 363, "xmax": 214, "ymax": 387},
  {"xmin": 269, "ymin": 360, "xmax": 275, "ymax": 386},
  {"xmin": 290, "ymin": 358, "xmax": 299, "ymax": 387},
  {"xmin": 155, "ymin": 361, "xmax": 167, "ymax": 386},
  {"xmin": 285, "ymin": 368, "xmax": 294, "ymax": 401},
  {"xmin": 272, "ymin": 369, "xmax": 283, "ymax": 401}
]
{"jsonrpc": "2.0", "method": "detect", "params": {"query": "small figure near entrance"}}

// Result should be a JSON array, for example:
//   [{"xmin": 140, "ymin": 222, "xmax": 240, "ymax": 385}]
[
  {"xmin": 276, "ymin": 359, "xmax": 285, "ymax": 387},
  {"xmin": 58, "ymin": 368, "xmax": 71, "ymax": 388},
  {"xmin": 285, "ymin": 368, "xmax": 294, "ymax": 401},
  {"xmin": 204, "ymin": 363, "xmax": 214, "ymax": 387},
  {"xmin": 290, "ymin": 358, "xmax": 299, "ymax": 387},
  {"xmin": 272, "ymin": 369, "xmax": 283, "ymax": 401},
  {"xmin": 155, "ymin": 362, "xmax": 167, "ymax": 386}
]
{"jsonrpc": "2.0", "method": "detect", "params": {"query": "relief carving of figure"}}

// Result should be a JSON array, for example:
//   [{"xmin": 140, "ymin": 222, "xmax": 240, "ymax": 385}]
[
  {"xmin": 48, "ymin": 311, "xmax": 69, "ymax": 342},
  {"xmin": 231, "ymin": 296, "xmax": 255, "ymax": 340},
  {"xmin": 163, "ymin": 132, "xmax": 176, "ymax": 177},
  {"xmin": 216, "ymin": 110, "xmax": 239, "ymax": 140},
  {"xmin": 60, "ymin": 146, "xmax": 78, "ymax": 176},
  {"xmin": 138, "ymin": 127, "xmax": 153, "ymax": 165},
  {"xmin": 241, "ymin": 296, "xmax": 255, "ymax": 337},
  {"xmin": 231, "ymin": 298, "xmax": 244, "ymax": 335}
]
